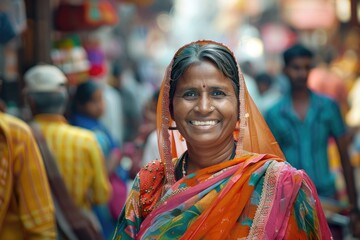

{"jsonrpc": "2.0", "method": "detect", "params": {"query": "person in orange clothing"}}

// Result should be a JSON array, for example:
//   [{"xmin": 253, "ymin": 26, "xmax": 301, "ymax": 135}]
[
  {"xmin": 308, "ymin": 48, "xmax": 349, "ymax": 115},
  {"xmin": 24, "ymin": 64, "xmax": 112, "ymax": 237},
  {"xmin": 0, "ymin": 77, "xmax": 56, "ymax": 239}
]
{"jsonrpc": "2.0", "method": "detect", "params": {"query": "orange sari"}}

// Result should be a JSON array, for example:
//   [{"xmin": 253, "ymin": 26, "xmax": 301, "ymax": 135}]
[{"xmin": 113, "ymin": 152, "xmax": 331, "ymax": 239}]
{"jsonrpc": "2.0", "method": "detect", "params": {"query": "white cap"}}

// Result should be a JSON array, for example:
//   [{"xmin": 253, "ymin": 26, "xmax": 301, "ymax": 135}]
[{"xmin": 24, "ymin": 65, "xmax": 67, "ymax": 92}]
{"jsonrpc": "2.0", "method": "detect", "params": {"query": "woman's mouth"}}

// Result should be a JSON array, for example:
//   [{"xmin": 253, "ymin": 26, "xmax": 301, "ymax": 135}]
[{"xmin": 190, "ymin": 120, "xmax": 219, "ymax": 126}]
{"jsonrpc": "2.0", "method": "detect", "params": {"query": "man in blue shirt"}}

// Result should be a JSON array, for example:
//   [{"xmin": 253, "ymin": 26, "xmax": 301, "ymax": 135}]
[{"xmin": 265, "ymin": 44, "xmax": 360, "ymax": 237}]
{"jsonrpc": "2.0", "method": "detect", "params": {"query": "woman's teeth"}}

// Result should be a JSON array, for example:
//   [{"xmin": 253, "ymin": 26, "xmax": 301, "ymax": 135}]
[{"xmin": 191, "ymin": 120, "xmax": 217, "ymax": 126}]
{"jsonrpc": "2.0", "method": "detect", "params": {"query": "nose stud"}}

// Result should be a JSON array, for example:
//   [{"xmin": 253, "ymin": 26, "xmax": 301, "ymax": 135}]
[{"xmin": 194, "ymin": 106, "xmax": 215, "ymax": 111}]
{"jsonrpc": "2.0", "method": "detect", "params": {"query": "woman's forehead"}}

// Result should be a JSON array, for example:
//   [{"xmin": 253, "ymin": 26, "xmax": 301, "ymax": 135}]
[{"xmin": 179, "ymin": 61, "xmax": 227, "ymax": 79}]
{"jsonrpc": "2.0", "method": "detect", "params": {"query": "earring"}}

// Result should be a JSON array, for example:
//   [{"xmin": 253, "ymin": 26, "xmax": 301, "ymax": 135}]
[
  {"xmin": 233, "ymin": 121, "xmax": 240, "ymax": 140},
  {"xmin": 235, "ymin": 121, "xmax": 240, "ymax": 130}
]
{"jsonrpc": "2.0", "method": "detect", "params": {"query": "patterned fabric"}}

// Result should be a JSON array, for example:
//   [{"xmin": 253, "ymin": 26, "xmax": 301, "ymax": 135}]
[
  {"xmin": 265, "ymin": 91, "xmax": 346, "ymax": 197},
  {"xmin": 0, "ymin": 112, "xmax": 56, "ymax": 239},
  {"xmin": 113, "ymin": 153, "xmax": 331, "ymax": 239},
  {"xmin": 34, "ymin": 114, "xmax": 111, "ymax": 209}
]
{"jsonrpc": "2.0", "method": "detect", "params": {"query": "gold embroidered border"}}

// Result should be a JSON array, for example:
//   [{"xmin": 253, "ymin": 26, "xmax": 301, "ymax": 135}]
[{"xmin": 247, "ymin": 161, "xmax": 283, "ymax": 239}]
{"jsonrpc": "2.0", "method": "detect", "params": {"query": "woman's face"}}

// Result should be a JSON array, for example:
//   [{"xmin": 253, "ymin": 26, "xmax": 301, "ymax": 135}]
[
  {"xmin": 172, "ymin": 61, "xmax": 238, "ymax": 148},
  {"xmin": 83, "ymin": 88, "xmax": 105, "ymax": 119}
]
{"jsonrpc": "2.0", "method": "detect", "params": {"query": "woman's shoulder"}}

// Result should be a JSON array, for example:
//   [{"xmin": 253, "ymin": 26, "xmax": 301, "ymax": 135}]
[
  {"xmin": 262, "ymin": 159, "xmax": 316, "ymax": 197},
  {"xmin": 251, "ymin": 155, "xmax": 306, "ymax": 183},
  {"xmin": 140, "ymin": 160, "xmax": 165, "ymax": 174},
  {"xmin": 138, "ymin": 160, "xmax": 166, "ymax": 217},
  {"xmin": 264, "ymin": 158, "xmax": 304, "ymax": 176}
]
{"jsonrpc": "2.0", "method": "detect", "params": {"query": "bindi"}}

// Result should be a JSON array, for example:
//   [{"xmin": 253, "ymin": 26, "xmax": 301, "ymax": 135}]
[{"xmin": 201, "ymin": 81, "xmax": 207, "ymax": 88}]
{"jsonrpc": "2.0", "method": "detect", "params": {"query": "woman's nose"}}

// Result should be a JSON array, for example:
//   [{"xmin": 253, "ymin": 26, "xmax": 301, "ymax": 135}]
[{"xmin": 195, "ymin": 96, "xmax": 214, "ymax": 113}]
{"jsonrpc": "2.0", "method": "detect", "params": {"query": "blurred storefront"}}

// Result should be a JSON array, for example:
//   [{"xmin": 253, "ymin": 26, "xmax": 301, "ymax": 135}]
[{"xmin": 0, "ymin": 0, "xmax": 359, "ymax": 117}]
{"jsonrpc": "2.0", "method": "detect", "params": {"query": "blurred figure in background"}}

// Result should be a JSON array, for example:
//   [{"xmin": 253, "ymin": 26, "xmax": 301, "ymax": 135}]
[
  {"xmin": 24, "ymin": 64, "xmax": 111, "ymax": 238},
  {"xmin": 110, "ymin": 62, "xmax": 155, "ymax": 178},
  {"xmin": 238, "ymin": 60, "xmax": 262, "ymax": 109},
  {"xmin": 0, "ymin": 75, "xmax": 6, "ymax": 112},
  {"xmin": 346, "ymin": 73, "xmax": 360, "ymax": 192},
  {"xmin": 308, "ymin": 47, "xmax": 349, "ymax": 115},
  {"xmin": 0, "ymin": 76, "xmax": 56, "ymax": 239},
  {"xmin": 118, "ymin": 60, "xmax": 153, "ymax": 143},
  {"xmin": 254, "ymin": 72, "xmax": 282, "ymax": 114},
  {"xmin": 265, "ymin": 44, "xmax": 360, "ymax": 238},
  {"xmin": 139, "ymin": 89, "xmax": 161, "ymax": 166},
  {"xmin": 308, "ymin": 46, "xmax": 351, "ymax": 214},
  {"xmin": 99, "ymin": 76, "xmax": 125, "ymax": 148},
  {"xmin": 70, "ymin": 80, "xmax": 128, "ymax": 240},
  {"xmin": 117, "ymin": 89, "xmax": 160, "ymax": 179}
]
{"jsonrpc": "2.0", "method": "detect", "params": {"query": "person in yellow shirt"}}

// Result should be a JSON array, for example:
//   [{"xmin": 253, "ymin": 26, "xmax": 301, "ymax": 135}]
[
  {"xmin": 0, "ymin": 107, "xmax": 56, "ymax": 239},
  {"xmin": 24, "ymin": 64, "xmax": 111, "ymax": 236}
]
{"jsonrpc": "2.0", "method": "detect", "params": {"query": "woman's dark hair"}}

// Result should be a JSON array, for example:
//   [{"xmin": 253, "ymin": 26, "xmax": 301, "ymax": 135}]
[
  {"xmin": 169, "ymin": 43, "xmax": 239, "ymax": 115},
  {"xmin": 72, "ymin": 80, "xmax": 100, "ymax": 113},
  {"xmin": 283, "ymin": 44, "xmax": 314, "ymax": 66}
]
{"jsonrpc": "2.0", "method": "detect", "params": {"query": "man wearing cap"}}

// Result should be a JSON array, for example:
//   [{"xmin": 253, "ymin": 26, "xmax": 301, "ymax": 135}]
[
  {"xmin": 0, "ymin": 76, "xmax": 56, "ymax": 239},
  {"xmin": 24, "ymin": 64, "xmax": 112, "ymax": 233}
]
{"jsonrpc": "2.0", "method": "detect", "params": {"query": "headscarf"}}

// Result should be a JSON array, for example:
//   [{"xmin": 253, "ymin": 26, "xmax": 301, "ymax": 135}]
[{"xmin": 156, "ymin": 40, "xmax": 284, "ymax": 189}]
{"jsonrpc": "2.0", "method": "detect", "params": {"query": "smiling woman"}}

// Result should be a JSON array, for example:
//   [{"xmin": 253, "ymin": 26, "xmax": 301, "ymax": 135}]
[
  {"xmin": 112, "ymin": 40, "xmax": 332, "ymax": 239},
  {"xmin": 172, "ymin": 61, "xmax": 238, "ymax": 164}
]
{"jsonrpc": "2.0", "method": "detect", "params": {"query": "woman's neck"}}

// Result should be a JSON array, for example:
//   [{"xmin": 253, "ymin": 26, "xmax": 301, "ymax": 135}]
[{"xmin": 186, "ymin": 139, "xmax": 235, "ymax": 174}]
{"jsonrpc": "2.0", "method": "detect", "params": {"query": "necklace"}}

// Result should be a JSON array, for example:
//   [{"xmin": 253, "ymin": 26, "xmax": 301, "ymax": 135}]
[{"xmin": 182, "ymin": 153, "xmax": 187, "ymax": 176}]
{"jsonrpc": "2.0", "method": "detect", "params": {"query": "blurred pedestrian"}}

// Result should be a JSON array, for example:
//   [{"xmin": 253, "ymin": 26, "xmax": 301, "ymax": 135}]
[
  {"xmin": 265, "ymin": 44, "xmax": 360, "ymax": 238},
  {"xmin": 137, "ymin": 89, "xmax": 161, "ymax": 167},
  {"xmin": 254, "ymin": 72, "xmax": 282, "ymax": 114},
  {"xmin": 24, "ymin": 64, "xmax": 111, "ymax": 237},
  {"xmin": 70, "ymin": 80, "xmax": 128, "ymax": 239},
  {"xmin": 308, "ymin": 47, "xmax": 348, "ymax": 115},
  {"xmin": 347, "ymin": 75, "xmax": 360, "ymax": 165},
  {"xmin": 113, "ymin": 87, "xmax": 160, "ymax": 179},
  {"xmin": 119, "ymin": 60, "xmax": 153, "ymax": 143},
  {"xmin": 0, "ymin": 75, "xmax": 6, "ymax": 112},
  {"xmin": 0, "ymin": 77, "xmax": 56, "ymax": 239}
]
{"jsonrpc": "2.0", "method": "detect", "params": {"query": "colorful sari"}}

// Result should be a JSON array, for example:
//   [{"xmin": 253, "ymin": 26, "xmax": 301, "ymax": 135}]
[
  {"xmin": 113, "ymin": 152, "xmax": 331, "ymax": 239},
  {"xmin": 112, "ymin": 40, "xmax": 332, "ymax": 239}
]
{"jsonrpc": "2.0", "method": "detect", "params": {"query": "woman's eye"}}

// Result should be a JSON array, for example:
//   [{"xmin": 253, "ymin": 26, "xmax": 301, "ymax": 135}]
[
  {"xmin": 211, "ymin": 90, "xmax": 226, "ymax": 97},
  {"xmin": 183, "ymin": 91, "xmax": 198, "ymax": 98}
]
